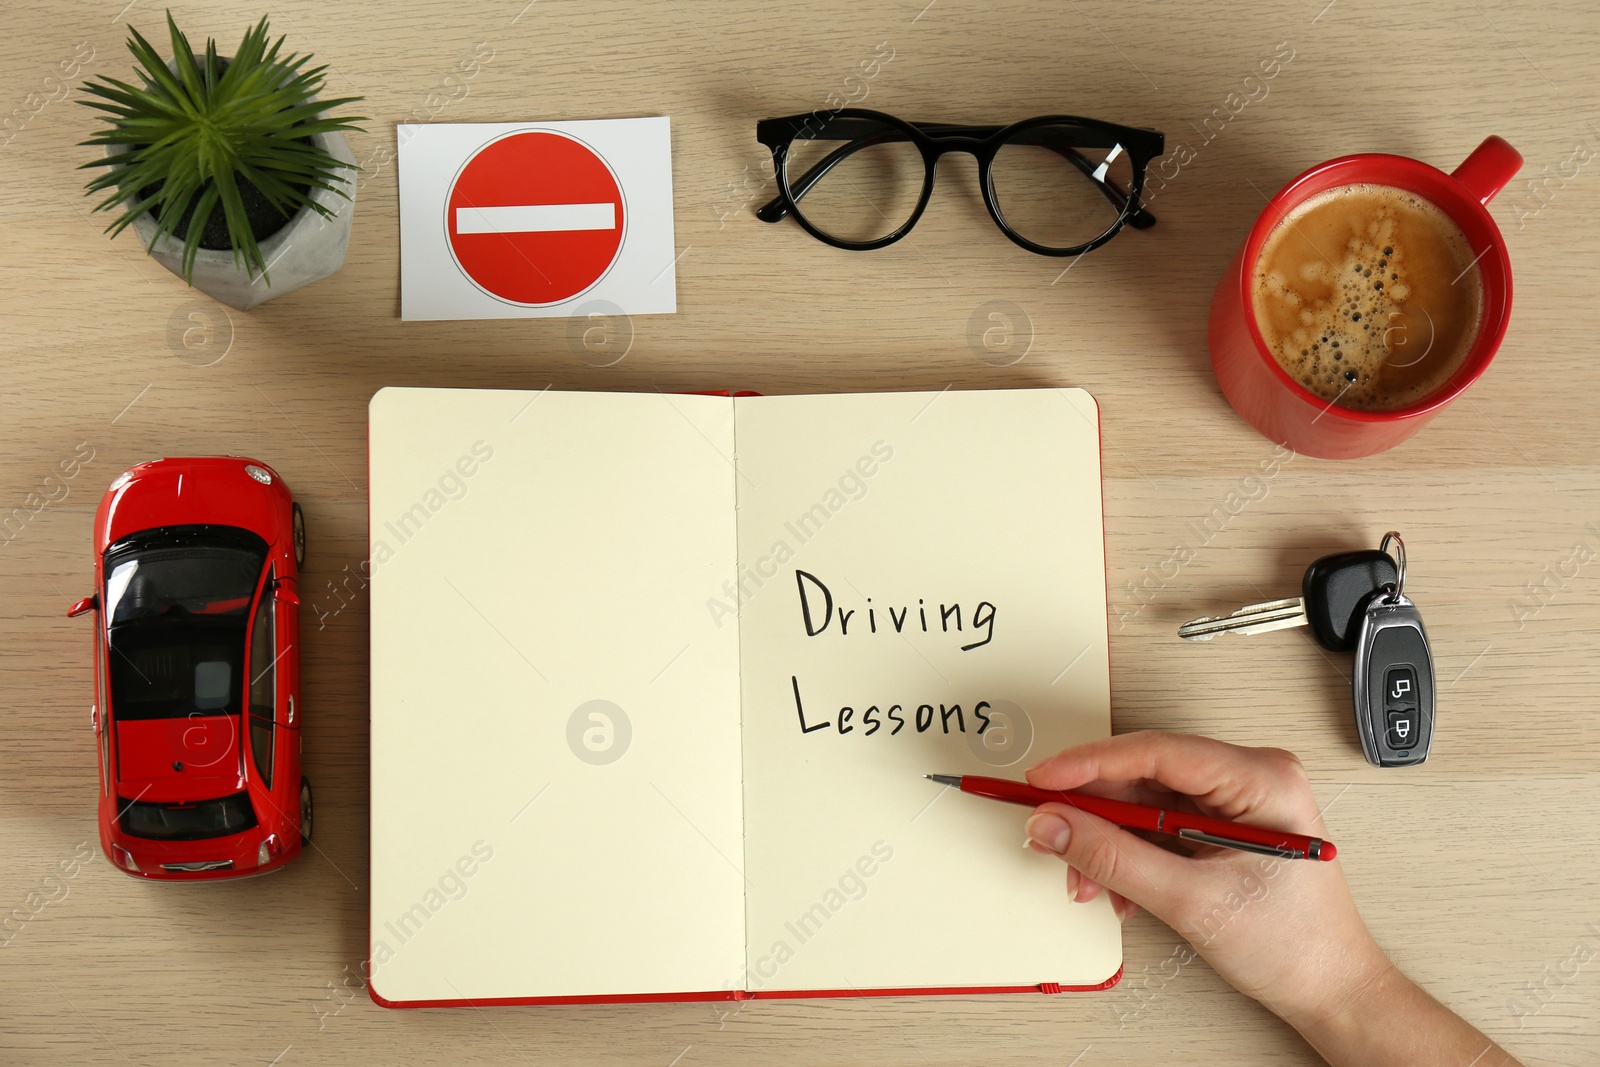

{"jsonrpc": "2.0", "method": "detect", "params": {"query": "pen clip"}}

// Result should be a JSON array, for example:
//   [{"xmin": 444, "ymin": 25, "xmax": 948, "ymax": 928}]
[{"xmin": 1177, "ymin": 828, "xmax": 1302, "ymax": 859}]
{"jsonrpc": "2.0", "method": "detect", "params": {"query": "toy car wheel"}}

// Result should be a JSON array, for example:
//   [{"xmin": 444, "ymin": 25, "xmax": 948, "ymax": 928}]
[
  {"xmin": 300, "ymin": 778, "xmax": 313, "ymax": 846},
  {"xmin": 292, "ymin": 503, "xmax": 306, "ymax": 568}
]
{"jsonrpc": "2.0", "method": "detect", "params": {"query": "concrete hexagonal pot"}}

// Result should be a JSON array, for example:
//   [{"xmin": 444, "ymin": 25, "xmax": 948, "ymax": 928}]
[{"xmin": 106, "ymin": 127, "xmax": 357, "ymax": 311}]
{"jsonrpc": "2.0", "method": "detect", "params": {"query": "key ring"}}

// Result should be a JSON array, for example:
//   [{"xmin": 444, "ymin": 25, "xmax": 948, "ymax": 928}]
[{"xmin": 1379, "ymin": 531, "xmax": 1406, "ymax": 602}]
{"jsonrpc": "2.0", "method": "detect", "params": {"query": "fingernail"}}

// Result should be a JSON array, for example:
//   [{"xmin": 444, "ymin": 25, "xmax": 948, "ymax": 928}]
[
  {"xmin": 1025, "ymin": 812, "xmax": 1071, "ymax": 854},
  {"xmin": 1025, "ymin": 757, "xmax": 1050, "ymax": 775}
]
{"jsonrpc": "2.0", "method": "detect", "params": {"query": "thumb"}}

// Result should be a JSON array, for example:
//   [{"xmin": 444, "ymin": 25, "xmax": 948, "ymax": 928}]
[{"xmin": 1026, "ymin": 802, "xmax": 1191, "ymax": 921}]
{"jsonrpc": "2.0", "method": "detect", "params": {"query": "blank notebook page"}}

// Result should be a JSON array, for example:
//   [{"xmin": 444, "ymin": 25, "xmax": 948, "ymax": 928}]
[
  {"xmin": 733, "ymin": 389, "xmax": 1121, "ymax": 991},
  {"xmin": 369, "ymin": 388, "xmax": 745, "ymax": 1003}
]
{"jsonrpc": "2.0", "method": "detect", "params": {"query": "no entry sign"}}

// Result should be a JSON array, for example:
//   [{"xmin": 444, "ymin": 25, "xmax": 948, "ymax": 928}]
[
  {"xmin": 399, "ymin": 118, "xmax": 676, "ymax": 321},
  {"xmin": 445, "ymin": 130, "xmax": 627, "ymax": 306}
]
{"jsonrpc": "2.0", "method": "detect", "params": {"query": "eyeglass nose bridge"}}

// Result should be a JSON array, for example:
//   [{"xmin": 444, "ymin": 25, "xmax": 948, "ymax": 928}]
[
  {"xmin": 920, "ymin": 136, "xmax": 991, "ymax": 162},
  {"xmin": 917, "ymin": 138, "xmax": 1005, "ymax": 223},
  {"xmin": 914, "ymin": 137, "xmax": 1001, "ymax": 214}
]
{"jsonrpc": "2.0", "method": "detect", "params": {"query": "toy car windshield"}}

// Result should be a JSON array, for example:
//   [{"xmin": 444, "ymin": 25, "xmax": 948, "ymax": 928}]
[{"xmin": 103, "ymin": 526, "xmax": 267, "ymax": 721}]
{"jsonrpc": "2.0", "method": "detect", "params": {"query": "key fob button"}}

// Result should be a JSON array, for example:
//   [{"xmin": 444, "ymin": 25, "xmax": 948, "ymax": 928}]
[
  {"xmin": 1384, "ymin": 666, "xmax": 1417, "ymax": 708},
  {"xmin": 1385, "ymin": 709, "xmax": 1418, "ymax": 749}
]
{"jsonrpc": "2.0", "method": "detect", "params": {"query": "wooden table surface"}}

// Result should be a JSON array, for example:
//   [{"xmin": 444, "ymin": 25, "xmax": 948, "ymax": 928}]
[{"xmin": 3, "ymin": 1, "xmax": 1597, "ymax": 1063}]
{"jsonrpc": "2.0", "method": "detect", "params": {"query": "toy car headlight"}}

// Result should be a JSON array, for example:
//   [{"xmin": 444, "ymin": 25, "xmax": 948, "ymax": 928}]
[
  {"xmin": 257, "ymin": 834, "xmax": 283, "ymax": 866},
  {"xmin": 244, "ymin": 465, "xmax": 273, "ymax": 486}
]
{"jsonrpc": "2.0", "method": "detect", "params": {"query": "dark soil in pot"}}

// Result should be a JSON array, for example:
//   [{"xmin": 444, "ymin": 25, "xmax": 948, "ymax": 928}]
[{"xmin": 137, "ymin": 169, "xmax": 310, "ymax": 250}]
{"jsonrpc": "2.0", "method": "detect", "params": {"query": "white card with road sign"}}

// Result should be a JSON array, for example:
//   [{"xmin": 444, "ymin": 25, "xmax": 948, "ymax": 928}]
[{"xmin": 398, "ymin": 118, "xmax": 677, "ymax": 320}]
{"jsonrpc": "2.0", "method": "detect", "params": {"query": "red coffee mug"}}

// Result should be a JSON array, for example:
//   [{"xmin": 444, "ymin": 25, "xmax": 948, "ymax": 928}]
[{"xmin": 1208, "ymin": 136, "xmax": 1522, "ymax": 459}]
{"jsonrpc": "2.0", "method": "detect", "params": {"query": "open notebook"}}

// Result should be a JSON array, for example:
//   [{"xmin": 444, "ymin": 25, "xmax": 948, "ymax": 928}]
[{"xmin": 368, "ymin": 387, "xmax": 1119, "ymax": 1007}]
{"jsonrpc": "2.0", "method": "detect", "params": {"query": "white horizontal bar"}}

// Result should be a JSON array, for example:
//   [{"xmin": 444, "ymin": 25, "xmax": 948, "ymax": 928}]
[{"xmin": 455, "ymin": 203, "xmax": 616, "ymax": 234}]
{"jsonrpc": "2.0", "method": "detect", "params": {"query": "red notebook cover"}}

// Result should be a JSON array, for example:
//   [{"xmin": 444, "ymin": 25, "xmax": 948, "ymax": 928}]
[{"xmin": 370, "ymin": 970, "xmax": 1125, "ymax": 1009}]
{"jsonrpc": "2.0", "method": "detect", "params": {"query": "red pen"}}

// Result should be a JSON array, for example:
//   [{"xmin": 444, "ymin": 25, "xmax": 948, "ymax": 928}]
[{"xmin": 925, "ymin": 774, "xmax": 1336, "ymax": 861}]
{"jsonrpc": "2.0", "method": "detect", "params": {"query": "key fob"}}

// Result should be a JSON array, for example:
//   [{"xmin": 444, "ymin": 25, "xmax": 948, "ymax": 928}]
[{"xmin": 1352, "ymin": 592, "xmax": 1434, "ymax": 767}]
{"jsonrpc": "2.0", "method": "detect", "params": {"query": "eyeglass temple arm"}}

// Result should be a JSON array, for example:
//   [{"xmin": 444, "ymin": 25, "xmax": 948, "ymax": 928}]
[{"xmin": 757, "ymin": 121, "xmax": 1156, "ymax": 228}]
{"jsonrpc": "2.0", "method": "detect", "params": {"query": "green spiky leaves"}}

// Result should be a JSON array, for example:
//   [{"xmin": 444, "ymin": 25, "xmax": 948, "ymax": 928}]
[{"xmin": 78, "ymin": 12, "xmax": 366, "ymax": 285}]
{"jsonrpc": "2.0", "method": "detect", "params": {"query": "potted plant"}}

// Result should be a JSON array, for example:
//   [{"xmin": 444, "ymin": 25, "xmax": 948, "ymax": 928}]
[{"xmin": 78, "ymin": 13, "xmax": 365, "ymax": 310}]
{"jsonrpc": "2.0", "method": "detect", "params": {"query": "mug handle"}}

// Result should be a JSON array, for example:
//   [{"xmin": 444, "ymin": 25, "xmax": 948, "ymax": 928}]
[{"xmin": 1451, "ymin": 136, "xmax": 1523, "ymax": 205}]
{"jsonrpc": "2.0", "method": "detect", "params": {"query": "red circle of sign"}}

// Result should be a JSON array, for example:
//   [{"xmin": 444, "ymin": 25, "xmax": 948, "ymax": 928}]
[{"xmin": 446, "ymin": 130, "xmax": 627, "ymax": 306}]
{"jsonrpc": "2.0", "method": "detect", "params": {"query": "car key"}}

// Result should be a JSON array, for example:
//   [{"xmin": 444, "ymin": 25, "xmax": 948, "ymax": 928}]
[
  {"xmin": 1177, "ymin": 548, "xmax": 1398, "ymax": 651},
  {"xmin": 1351, "ymin": 533, "xmax": 1435, "ymax": 767}
]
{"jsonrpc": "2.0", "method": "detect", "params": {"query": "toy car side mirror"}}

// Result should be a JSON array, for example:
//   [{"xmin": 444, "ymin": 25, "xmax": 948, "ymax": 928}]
[
  {"xmin": 274, "ymin": 585, "xmax": 301, "ymax": 608},
  {"xmin": 67, "ymin": 595, "xmax": 98, "ymax": 618}
]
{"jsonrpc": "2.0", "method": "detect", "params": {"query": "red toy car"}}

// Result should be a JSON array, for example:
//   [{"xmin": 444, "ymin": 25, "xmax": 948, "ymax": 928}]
[{"xmin": 68, "ymin": 457, "xmax": 310, "ymax": 879}]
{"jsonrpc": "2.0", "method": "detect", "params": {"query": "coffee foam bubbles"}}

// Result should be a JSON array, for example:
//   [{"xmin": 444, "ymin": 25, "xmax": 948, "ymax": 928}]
[{"xmin": 1253, "ymin": 186, "xmax": 1478, "ymax": 411}]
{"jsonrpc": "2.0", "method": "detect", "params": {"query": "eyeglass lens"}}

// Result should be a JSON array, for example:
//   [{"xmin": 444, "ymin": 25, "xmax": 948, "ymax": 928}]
[
  {"xmin": 782, "ymin": 118, "xmax": 924, "ymax": 243},
  {"xmin": 988, "ymin": 130, "xmax": 1134, "ymax": 250}
]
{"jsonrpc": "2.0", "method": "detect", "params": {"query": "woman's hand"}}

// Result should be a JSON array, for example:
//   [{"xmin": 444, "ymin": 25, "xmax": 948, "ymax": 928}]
[{"xmin": 1021, "ymin": 731, "xmax": 1521, "ymax": 1066}]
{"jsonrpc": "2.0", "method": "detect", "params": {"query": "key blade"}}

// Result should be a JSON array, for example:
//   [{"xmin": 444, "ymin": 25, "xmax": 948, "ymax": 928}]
[{"xmin": 1178, "ymin": 597, "xmax": 1307, "ymax": 640}]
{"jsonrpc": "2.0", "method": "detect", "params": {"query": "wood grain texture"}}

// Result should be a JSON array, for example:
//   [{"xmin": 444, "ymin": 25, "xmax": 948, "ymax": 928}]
[{"xmin": 2, "ymin": 0, "xmax": 1597, "ymax": 1063}]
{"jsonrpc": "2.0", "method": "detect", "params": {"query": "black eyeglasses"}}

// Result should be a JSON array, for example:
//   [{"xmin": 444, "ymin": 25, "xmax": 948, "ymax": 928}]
[{"xmin": 756, "ymin": 109, "xmax": 1164, "ymax": 256}]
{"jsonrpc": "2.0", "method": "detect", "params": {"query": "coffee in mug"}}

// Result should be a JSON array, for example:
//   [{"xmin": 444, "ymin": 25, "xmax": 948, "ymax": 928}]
[{"xmin": 1251, "ymin": 183, "xmax": 1482, "ymax": 412}]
